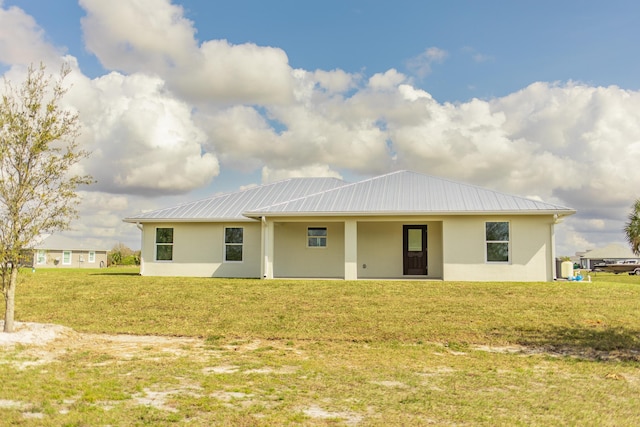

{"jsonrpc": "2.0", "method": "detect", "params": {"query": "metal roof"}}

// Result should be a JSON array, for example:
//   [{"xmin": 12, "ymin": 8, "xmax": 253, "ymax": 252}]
[
  {"xmin": 581, "ymin": 243, "xmax": 638, "ymax": 259},
  {"xmin": 124, "ymin": 171, "xmax": 576, "ymax": 223},
  {"xmin": 33, "ymin": 234, "xmax": 109, "ymax": 251},
  {"xmin": 244, "ymin": 170, "xmax": 576, "ymax": 217},
  {"xmin": 124, "ymin": 177, "xmax": 348, "ymax": 222}
]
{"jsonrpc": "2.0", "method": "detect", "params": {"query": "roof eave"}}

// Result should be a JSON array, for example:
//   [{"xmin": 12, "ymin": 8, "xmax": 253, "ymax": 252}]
[
  {"xmin": 243, "ymin": 209, "xmax": 577, "ymax": 219},
  {"xmin": 34, "ymin": 247, "xmax": 109, "ymax": 251},
  {"xmin": 123, "ymin": 217, "xmax": 258, "ymax": 224}
]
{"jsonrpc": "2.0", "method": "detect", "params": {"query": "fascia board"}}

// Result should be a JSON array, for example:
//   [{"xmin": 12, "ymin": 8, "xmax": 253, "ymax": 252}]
[
  {"xmin": 122, "ymin": 217, "xmax": 258, "ymax": 224},
  {"xmin": 243, "ymin": 209, "xmax": 576, "ymax": 219}
]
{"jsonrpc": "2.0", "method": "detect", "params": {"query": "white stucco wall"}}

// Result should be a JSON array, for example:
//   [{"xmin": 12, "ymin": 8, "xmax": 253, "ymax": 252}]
[
  {"xmin": 140, "ymin": 222, "xmax": 262, "ymax": 277},
  {"xmin": 33, "ymin": 249, "xmax": 108, "ymax": 269},
  {"xmin": 357, "ymin": 221, "xmax": 443, "ymax": 279},
  {"xmin": 442, "ymin": 215, "xmax": 554, "ymax": 282},
  {"xmin": 138, "ymin": 214, "xmax": 555, "ymax": 281},
  {"xmin": 269, "ymin": 218, "xmax": 444, "ymax": 280},
  {"xmin": 273, "ymin": 221, "xmax": 345, "ymax": 278}
]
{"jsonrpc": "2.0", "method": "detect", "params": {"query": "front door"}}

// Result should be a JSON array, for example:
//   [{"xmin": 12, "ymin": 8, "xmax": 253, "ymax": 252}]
[{"xmin": 403, "ymin": 225, "xmax": 427, "ymax": 275}]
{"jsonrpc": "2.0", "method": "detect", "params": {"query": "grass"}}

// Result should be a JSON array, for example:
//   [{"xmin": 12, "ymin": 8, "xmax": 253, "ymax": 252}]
[{"xmin": 1, "ymin": 268, "xmax": 639, "ymax": 425}]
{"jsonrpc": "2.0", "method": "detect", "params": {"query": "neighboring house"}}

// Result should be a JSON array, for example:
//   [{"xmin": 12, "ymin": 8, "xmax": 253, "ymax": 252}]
[
  {"xmin": 123, "ymin": 170, "xmax": 575, "ymax": 282},
  {"xmin": 579, "ymin": 243, "xmax": 640, "ymax": 270},
  {"xmin": 32, "ymin": 234, "xmax": 109, "ymax": 269}
]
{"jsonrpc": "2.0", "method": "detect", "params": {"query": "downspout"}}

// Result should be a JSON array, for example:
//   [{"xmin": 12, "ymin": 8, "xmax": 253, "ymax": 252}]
[{"xmin": 136, "ymin": 222, "xmax": 144, "ymax": 275}]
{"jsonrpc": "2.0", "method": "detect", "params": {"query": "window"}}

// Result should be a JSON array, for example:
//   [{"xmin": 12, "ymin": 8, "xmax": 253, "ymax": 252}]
[
  {"xmin": 407, "ymin": 228, "xmax": 423, "ymax": 251},
  {"xmin": 88, "ymin": 251, "xmax": 96, "ymax": 263},
  {"xmin": 62, "ymin": 250, "xmax": 72, "ymax": 265},
  {"xmin": 486, "ymin": 222, "xmax": 510, "ymax": 263},
  {"xmin": 156, "ymin": 228, "xmax": 174, "ymax": 261},
  {"xmin": 37, "ymin": 250, "xmax": 46, "ymax": 265},
  {"xmin": 308, "ymin": 227, "xmax": 327, "ymax": 247},
  {"xmin": 225, "ymin": 227, "xmax": 243, "ymax": 262}
]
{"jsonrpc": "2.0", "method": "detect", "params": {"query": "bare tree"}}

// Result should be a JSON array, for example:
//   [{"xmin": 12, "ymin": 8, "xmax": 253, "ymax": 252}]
[{"xmin": 0, "ymin": 64, "xmax": 92, "ymax": 333}]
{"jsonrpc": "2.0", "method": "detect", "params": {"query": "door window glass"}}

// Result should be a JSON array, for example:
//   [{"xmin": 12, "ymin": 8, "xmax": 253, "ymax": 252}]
[{"xmin": 408, "ymin": 228, "xmax": 423, "ymax": 251}]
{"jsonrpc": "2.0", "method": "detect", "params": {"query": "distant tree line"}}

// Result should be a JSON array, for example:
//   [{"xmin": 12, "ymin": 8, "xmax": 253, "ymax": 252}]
[{"xmin": 108, "ymin": 242, "xmax": 140, "ymax": 266}]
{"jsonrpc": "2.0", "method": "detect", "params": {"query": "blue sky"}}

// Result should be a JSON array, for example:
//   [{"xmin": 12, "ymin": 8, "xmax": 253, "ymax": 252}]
[
  {"xmin": 12, "ymin": 0, "xmax": 640, "ymax": 101},
  {"xmin": 1, "ymin": 0, "xmax": 640, "ymax": 254}
]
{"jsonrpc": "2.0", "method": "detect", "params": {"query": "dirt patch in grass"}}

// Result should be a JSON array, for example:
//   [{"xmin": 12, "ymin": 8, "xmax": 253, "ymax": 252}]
[
  {"xmin": 3, "ymin": 322, "xmax": 638, "ymax": 367},
  {"xmin": 1, "ymin": 321, "xmax": 208, "ymax": 368},
  {"xmin": 2, "ymin": 322, "xmax": 640, "ymax": 425},
  {"xmin": 0, "ymin": 399, "xmax": 26, "ymax": 409},
  {"xmin": 472, "ymin": 342, "xmax": 640, "ymax": 362},
  {"xmin": 0, "ymin": 321, "xmax": 76, "ymax": 346},
  {"xmin": 1, "ymin": 322, "xmax": 309, "ymax": 422},
  {"xmin": 302, "ymin": 404, "xmax": 364, "ymax": 426}
]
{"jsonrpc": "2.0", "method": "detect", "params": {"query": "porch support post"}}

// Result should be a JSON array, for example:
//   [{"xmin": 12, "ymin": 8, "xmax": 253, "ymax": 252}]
[
  {"xmin": 344, "ymin": 219, "xmax": 358, "ymax": 280},
  {"xmin": 550, "ymin": 216, "xmax": 557, "ymax": 281},
  {"xmin": 136, "ymin": 222, "xmax": 145, "ymax": 276},
  {"xmin": 263, "ymin": 218, "xmax": 274, "ymax": 279},
  {"xmin": 260, "ymin": 217, "xmax": 265, "ymax": 279}
]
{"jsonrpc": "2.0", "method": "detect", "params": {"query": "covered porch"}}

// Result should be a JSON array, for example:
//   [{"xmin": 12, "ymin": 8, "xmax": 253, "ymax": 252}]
[{"xmin": 261, "ymin": 217, "xmax": 444, "ymax": 280}]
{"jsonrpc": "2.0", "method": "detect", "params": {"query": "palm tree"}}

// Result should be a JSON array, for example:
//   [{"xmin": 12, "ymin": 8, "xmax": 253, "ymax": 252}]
[{"xmin": 624, "ymin": 199, "xmax": 640, "ymax": 255}]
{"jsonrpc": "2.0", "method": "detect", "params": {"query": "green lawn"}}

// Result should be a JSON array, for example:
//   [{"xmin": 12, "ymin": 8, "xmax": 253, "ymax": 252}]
[{"xmin": 1, "ymin": 268, "xmax": 639, "ymax": 425}]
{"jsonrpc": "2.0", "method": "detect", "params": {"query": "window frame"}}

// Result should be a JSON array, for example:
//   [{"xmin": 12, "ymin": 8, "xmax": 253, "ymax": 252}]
[
  {"xmin": 62, "ymin": 250, "xmax": 72, "ymax": 265},
  {"xmin": 307, "ymin": 226, "xmax": 328, "ymax": 248},
  {"xmin": 88, "ymin": 251, "xmax": 96, "ymax": 263},
  {"xmin": 224, "ymin": 227, "xmax": 244, "ymax": 263},
  {"xmin": 155, "ymin": 227, "xmax": 174, "ymax": 262},
  {"xmin": 485, "ymin": 221, "xmax": 510, "ymax": 263},
  {"xmin": 36, "ymin": 250, "xmax": 46, "ymax": 265}
]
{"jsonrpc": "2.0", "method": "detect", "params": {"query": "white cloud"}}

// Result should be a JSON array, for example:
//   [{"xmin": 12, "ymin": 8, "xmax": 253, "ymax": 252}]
[
  {"xmin": 79, "ymin": 0, "xmax": 295, "ymax": 104},
  {"xmin": 262, "ymin": 164, "xmax": 343, "ymax": 183},
  {"xmin": 492, "ymin": 82, "xmax": 640, "ymax": 211},
  {"xmin": 0, "ymin": 4, "xmax": 62, "ymax": 66},
  {"xmin": 62, "ymin": 191, "xmax": 134, "ymax": 249},
  {"xmin": 425, "ymin": 47, "xmax": 448, "ymax": 61},
  {"xmin": 587, "ymin": 219, "xmax": 606, "ymax": 230},
  {"xmin": 406, "ymin": 47, "xmax": 448, "ymax": 78},
  {"xmin": 196, "ymin": 105, "xmax": 278, "ymax": 172},
  {"xmin": 79, "ymin": 0, "xmax": 197, "ymax": 71},
  {"xmin": 473, "ymin": 53, "xmax": 492, "ymax": 63},
  {"xmin": 312, "ymin": 69, "xmax": 360, "ymax": 94},
  {"xmin": 556, "ymin": 225, "xmax": 595, "ymax": 256},
  {"xmin": 461, "ymin": 47, "xmax": 493, "ymax": 64},
  {"xmin": 68, "ymin": 71, "xmax": 219, "ymax": 195},
  {"xmin": 368, "ymin": 69, "xmax": 407, "ymax": 90},
  {"xmin": 78, "ymin": 191, "xmax": 129, "ymax": 212},
  {"xmin": 178, "ymin": 40, "xmax": 294, "ymax": 104}
]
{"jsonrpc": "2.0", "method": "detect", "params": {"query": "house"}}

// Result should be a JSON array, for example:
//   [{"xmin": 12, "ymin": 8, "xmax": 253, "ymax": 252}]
[
  {"xmin": 579, "ymin": 243, "xmax": 640, "ymax": 270},
  {"xmin": 123, "ymin": 170, "xmax": 575, "ymax": 281},
  {"xmin": 32, "ymin": 234, "xmax": 109, "ymax": 269}
]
